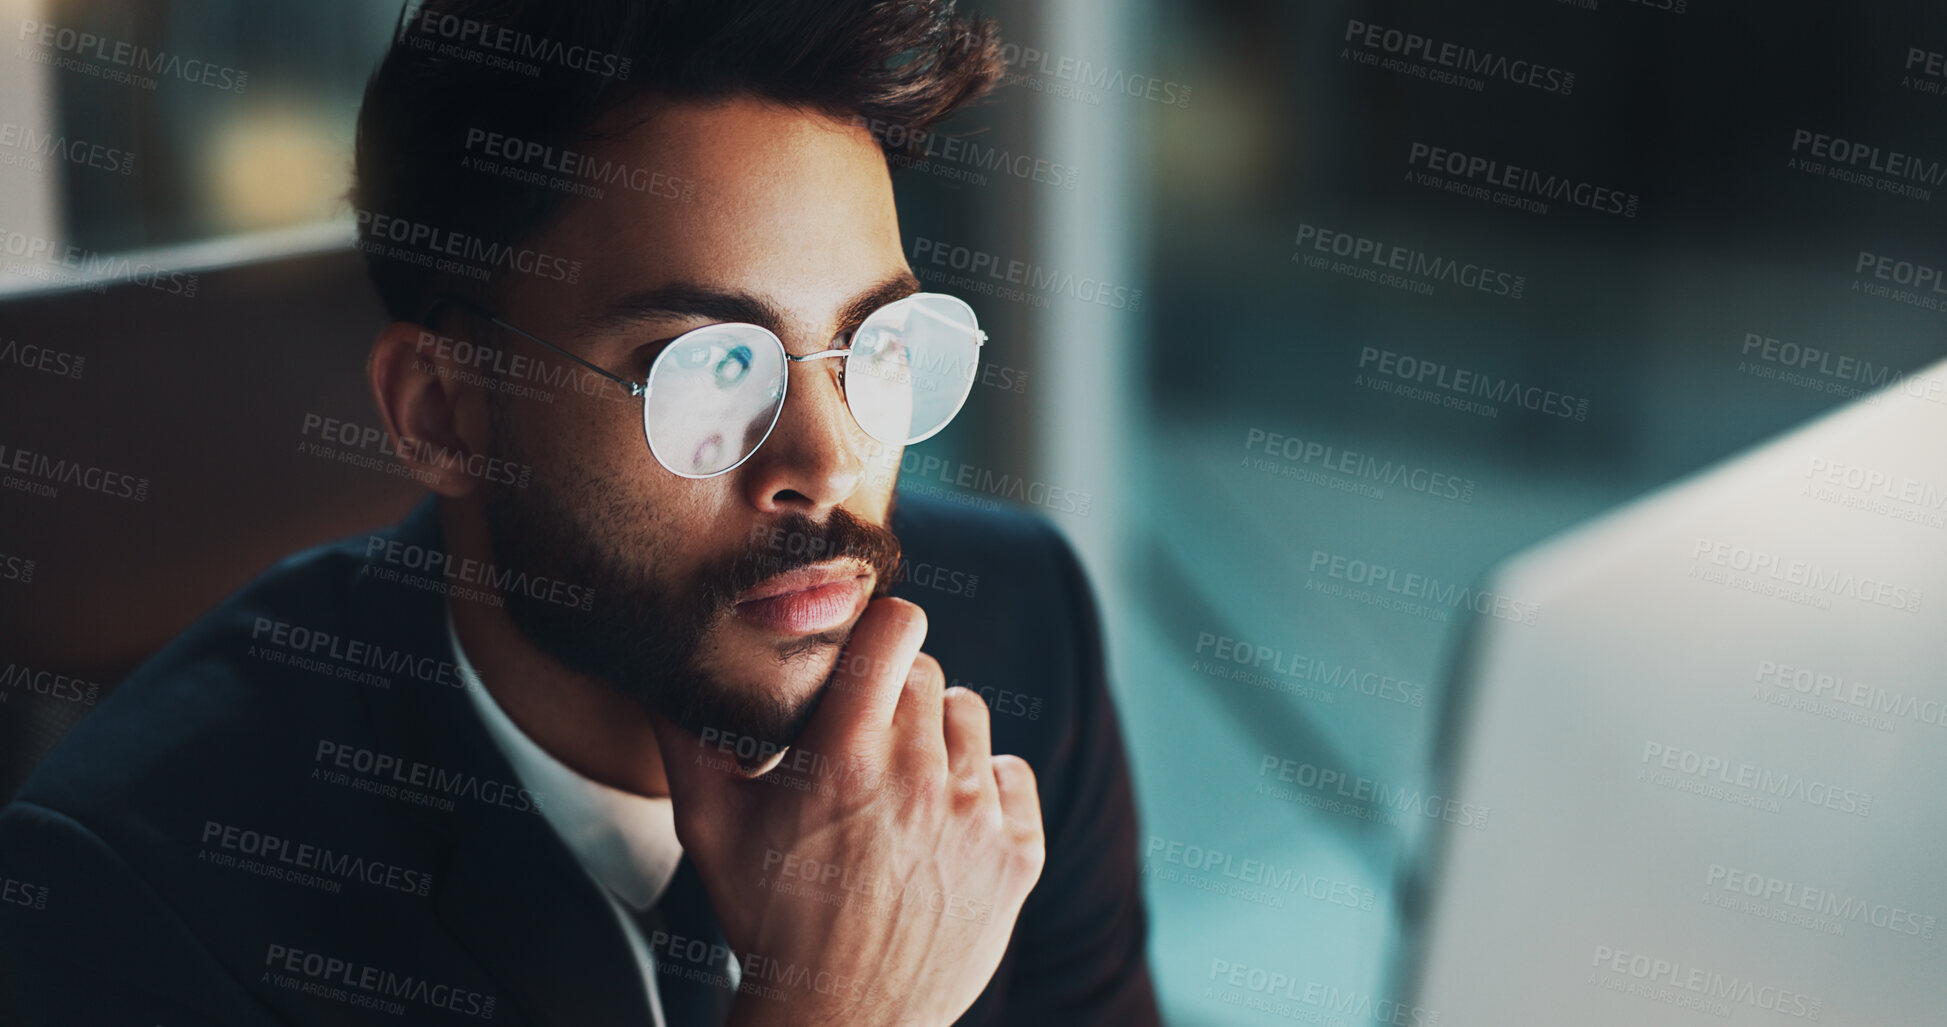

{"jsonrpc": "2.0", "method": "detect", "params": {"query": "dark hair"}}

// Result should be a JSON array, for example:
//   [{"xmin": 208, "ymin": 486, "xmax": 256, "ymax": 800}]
[{"xmin": 351, "ymin": 0, "xmax": 1003, "ymax": 321}]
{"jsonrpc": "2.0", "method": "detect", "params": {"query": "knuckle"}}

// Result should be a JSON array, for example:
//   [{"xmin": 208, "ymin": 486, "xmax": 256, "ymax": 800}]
[
  {"xmin": 949, "ymin": 770, "xmax": 987, "ymax": 810},
  {"xmin": 942, "ymin": 685, "xmax": 987, "ymax": 720},
  {"xmin": 906, "ymin": 652, "xmax": 945, "ymax": 691},
  {"xmin": 1008, "ymin": 834, "xmax": 1047, "ymax": 877},
  {"xmin": 1010, "ymin": 813, "xmax": 1046, "ymax": 848},
  {"xmin": 991, "ymin": 753, "xmax": 1037, "ymax": 791}
]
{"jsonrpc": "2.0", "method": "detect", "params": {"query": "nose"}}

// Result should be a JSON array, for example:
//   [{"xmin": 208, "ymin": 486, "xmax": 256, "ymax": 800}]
[{"xmin": 737, "ymin": 355, "xmax": 866, "ymax": 515}]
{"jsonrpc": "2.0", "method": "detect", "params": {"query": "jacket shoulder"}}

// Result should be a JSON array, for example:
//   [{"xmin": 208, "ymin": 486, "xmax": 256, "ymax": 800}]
[{"xmin": 10, "ymin": 505, "xmax": 446, "ymax": 845}]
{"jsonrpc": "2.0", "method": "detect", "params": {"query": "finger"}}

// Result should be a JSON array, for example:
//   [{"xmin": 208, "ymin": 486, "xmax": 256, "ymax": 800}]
[
  {"xmin": 797, "ymin": 597, "xmax": 928, "ymax": 760},
  {"xmin": 889, "ymin": 652, "xmax": 949, "ymax": 769},
  {"xmin": 990, "ymin": 754, "xmax": 1045, "ymax": 855},
  {"xmin": 941, "ymin": 686, "xmax": 995, "ymax": 786}
]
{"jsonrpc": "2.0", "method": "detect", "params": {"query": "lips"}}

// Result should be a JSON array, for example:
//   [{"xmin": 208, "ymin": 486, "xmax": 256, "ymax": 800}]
[{"xmin": 733, "ymin": 563, "xmax": 872, "ymax": 635}]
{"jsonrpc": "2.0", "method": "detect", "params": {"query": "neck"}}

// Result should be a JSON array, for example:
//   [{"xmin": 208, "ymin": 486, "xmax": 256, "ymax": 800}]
[{"xmin": 441, "ymin": 498, "xmax": 671, "ymax": 798}]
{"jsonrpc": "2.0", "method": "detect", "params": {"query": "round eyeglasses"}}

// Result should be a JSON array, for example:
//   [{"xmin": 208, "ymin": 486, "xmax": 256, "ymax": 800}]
[{"xmin": 428, "ymin": 292, "xmax": 986, "ymax": 478}]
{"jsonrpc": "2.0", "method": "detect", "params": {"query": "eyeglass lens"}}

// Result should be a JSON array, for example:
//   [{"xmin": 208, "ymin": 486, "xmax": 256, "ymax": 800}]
[{"xmin": 641, "ymin": 293, "xmax": 982, "ymax": 477}]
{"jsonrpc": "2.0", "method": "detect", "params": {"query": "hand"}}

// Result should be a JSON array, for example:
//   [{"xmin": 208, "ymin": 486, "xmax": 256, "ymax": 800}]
[{"xmin": 649, "ymin": 597, "xmax": 1045, "ymax": 1027}]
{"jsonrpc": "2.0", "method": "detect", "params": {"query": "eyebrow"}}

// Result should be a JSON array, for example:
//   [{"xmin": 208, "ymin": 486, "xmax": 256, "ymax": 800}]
[{"xmin": 578, "ymin": 271, "xmax": 924, "ymax": 346}]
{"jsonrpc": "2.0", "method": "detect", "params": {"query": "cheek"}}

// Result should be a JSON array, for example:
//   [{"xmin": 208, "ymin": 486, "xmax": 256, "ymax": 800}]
[
  {"xmin": 855, "ymin": 440, "xmax": 904, "ymax": 502},
  {"xmin": 618, "ymin": 477, "xmax": 752, "ymax": 574}
]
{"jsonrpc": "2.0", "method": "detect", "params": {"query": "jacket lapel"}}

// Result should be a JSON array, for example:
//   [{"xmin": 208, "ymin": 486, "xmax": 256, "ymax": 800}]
[
  {"xmin": 377, "ymin": 498, "xmax": 656, "ymax": 1026},
  {"xmin": 434, "ymin": 800, "xmax": 654, "ymax": 1027}
]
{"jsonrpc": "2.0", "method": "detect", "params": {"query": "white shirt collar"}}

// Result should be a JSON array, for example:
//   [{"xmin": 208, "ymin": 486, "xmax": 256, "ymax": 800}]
[{"xmin": 447, "ymin": 606, "xmax": 684, "ymax": 912}]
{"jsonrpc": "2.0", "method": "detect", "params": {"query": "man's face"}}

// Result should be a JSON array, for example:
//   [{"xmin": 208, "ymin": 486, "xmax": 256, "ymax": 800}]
[{"xmin": 474, "ymin": 95, "xmax": 913, "ymax": 751}]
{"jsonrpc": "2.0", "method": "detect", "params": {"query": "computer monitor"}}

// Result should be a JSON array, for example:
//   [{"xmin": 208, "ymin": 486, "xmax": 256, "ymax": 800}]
[{"xmin": 1405, "ymin": 358, "xmax": 1947, "ymax": 1025}]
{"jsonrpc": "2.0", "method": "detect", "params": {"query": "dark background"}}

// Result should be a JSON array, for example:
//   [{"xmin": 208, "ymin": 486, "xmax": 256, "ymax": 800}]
[{"xmin": 3, "ymin": 1, "xmax": 1944, "ymax": 1021}]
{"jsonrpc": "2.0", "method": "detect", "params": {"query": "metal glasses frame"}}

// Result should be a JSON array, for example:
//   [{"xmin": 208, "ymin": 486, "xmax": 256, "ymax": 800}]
[{"xmin": 422, "ymin": 292, "xmax": 987, "ymax": 477}]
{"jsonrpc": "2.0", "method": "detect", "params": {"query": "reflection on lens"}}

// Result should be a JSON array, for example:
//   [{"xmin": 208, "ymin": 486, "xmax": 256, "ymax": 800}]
[
  {"xmin": 644, "ymin": 324, "xmax": 788, "ymax": 477},
  {"xmin": 691, "ymin": 433, "xmax": 725, "ymax": 471},
  {"xmin": 714, "ymin": 345, "xmax": 752, "ymax": 388},
  {"xmin": 845, "ymin": 293, "xmax": 981, "ymax": 445}
]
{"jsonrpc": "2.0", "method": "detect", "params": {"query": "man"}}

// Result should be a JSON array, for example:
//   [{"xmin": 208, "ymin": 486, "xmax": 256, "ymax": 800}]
[{"xmin": 0, "ymin": 1, "xmax": 1158, "ymax": 1025}]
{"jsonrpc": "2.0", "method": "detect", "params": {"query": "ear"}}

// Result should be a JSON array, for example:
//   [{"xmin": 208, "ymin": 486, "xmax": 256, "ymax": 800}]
[{"xmin": 367, "ymin": 319, "xmax": 496, "ymax": 499}]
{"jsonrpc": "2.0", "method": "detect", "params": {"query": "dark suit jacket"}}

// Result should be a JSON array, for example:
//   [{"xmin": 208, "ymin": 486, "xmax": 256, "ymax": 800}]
[{"xmin": 0, "ymin": 495, "xmax": 1159, "ymax": 1026}]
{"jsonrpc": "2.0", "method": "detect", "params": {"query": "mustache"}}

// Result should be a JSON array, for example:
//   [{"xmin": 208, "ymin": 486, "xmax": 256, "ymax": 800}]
[{"xmin": 700, "ymin": 508, "xmax": 904, "ymax": 610}]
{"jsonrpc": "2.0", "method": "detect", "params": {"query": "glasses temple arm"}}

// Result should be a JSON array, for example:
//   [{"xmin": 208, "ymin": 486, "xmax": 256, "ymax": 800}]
[{"xmin": 426, "ymin": 295, "xmax": 644, "ymax": 395}]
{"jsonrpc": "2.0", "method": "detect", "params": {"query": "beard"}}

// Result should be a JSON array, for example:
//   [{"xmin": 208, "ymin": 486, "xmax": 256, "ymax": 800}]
[{"xmin": 478, "ymin": 411, "xmax": 902, "ymax": 753}]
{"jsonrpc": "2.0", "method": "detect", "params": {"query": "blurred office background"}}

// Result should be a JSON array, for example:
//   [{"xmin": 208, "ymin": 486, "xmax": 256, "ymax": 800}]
[{"xmin": 3, "ymin": 0, "xmax": 1945, "ymax": 1023}]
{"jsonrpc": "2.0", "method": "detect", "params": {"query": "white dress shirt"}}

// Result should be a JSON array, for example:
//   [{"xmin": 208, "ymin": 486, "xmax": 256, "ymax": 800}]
[{"xmin": 447, "ymin": 607, "xmax": 738, "ymax": 1026}]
